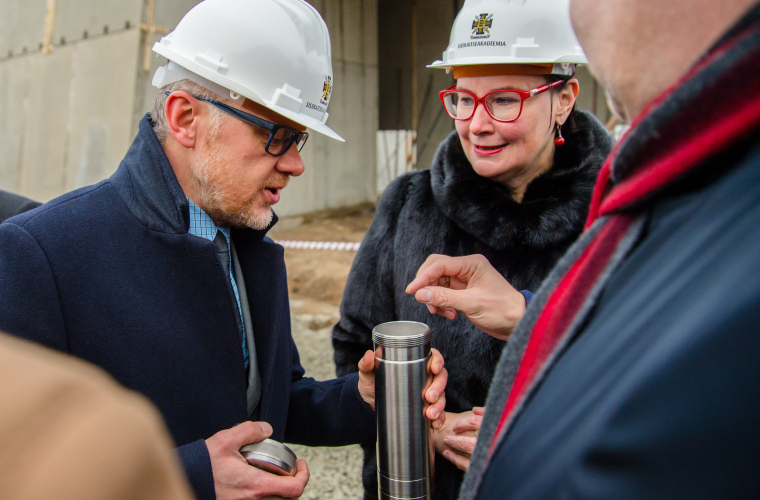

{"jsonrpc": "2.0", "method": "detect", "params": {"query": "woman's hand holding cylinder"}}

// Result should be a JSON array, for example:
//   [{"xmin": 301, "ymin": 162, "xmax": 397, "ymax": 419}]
[{"xmin": 357, "ymin": 348, "xmax": 448, "ymax": 429}]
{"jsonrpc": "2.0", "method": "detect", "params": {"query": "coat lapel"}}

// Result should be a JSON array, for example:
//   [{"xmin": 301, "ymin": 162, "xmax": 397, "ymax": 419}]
[{"xmin": 232, "ymin": 222, "xmax": 291, "ymax": 438}]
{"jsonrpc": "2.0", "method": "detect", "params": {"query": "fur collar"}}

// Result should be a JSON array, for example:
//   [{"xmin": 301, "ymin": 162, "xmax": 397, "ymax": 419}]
[{"xmin": 431, "ymin": 110, "xmax": 613, "ymax": 251}]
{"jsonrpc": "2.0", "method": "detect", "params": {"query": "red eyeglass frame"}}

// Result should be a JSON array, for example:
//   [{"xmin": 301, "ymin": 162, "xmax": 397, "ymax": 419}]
[{"xmin": 439, "ymin": 80, "xmax": 564, "ymax": 123}]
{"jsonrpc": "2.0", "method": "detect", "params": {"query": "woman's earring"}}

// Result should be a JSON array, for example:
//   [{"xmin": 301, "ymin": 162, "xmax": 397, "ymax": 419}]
[{"xmin": 555, "ymin": 124, "xmax": 565, "ymax": 146}]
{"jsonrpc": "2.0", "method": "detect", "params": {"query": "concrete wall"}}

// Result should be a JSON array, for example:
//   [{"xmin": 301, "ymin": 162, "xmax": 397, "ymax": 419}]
[
  {"xmin": 0, "ymin": 0, "xmax": 142, "ymax": 201},
  {"xmin": 277, "ymin": 0, "xmax": 379, "ymax": 217},
  {"xmin": 0, "ymin": 0, "xmax": 379, "ymax": 219},
  {"xmin": 0, "ymin": 0, "xmax": 144, "ymax": 200}
]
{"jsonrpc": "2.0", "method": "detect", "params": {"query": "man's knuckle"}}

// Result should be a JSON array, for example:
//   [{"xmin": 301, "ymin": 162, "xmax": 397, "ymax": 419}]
[
  {"xmin": 217, "ymin": 433, "xmax": 233, "ymax": 448},
  {"xmin": 290, "ymin": 483, "xmax": 306, "ymax": 497}
]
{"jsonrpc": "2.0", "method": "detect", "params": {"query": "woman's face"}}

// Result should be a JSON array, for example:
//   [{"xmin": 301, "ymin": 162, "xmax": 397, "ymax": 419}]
[{"xmin": 454, "ymin": 75, "xmax": 573, "ymax": 191}]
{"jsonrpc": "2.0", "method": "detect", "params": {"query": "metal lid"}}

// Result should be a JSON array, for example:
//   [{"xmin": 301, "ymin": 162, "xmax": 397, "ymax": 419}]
[
  {"xmin": 372, "ymin": 321, "xmax": 431, "ymax": 349},
  {"xmin": 240, "ymin": 439, "xmax": 297, "ymax": 477}
]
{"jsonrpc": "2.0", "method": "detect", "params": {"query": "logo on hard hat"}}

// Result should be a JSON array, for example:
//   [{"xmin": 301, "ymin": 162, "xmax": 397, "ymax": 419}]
[
  {"xmin": 471, "ymin": 13, "xmax": 493, "ymax": 39},
  {"xmin": 320, "ymin": 76, "xmax": 332, "ymax": 105}
]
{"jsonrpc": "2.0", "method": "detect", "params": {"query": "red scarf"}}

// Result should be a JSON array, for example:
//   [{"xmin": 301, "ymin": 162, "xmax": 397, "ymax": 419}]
[{"xmin": 489, "ymin": 19, "xmax": 760, "ymax": 453}]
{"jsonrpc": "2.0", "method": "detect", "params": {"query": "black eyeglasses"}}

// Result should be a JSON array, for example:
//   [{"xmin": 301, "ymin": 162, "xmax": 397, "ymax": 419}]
[{"xmin": 165, "ymin": 91, "xmax": 309, "ymax": 157}]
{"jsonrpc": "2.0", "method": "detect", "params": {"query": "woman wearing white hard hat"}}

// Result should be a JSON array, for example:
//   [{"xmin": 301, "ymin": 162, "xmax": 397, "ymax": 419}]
[{"xmin": 332, "ymin": 0, "xmax": 613, "ymax": 498}]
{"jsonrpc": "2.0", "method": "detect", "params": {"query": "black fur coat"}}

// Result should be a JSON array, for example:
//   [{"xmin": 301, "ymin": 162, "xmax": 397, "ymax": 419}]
[{"xmin": 332, "ymin": 110, "xmax": 613, "ymax": 500}]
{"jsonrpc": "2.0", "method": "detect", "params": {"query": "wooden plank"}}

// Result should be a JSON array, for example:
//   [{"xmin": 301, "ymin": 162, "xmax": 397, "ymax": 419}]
[
  {"xmin": 42, "ymin": 0, "xmax": 57, "ymax": 54},
  {"xmin": 139, "ymin": 0, "xmax": 168, "ymax": 73}
]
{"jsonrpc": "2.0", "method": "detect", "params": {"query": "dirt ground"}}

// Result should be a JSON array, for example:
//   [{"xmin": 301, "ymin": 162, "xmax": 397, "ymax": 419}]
[
  {"xmin": 269, "ymin": 203, "xmax": 375, "ymax": 304},
  {"xmin": 268, "ymin": 205, "xmax": 375, "ymax": 499}
]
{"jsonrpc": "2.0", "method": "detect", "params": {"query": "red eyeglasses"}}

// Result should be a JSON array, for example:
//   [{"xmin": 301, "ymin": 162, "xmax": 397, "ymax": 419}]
[{"xmin": 439, "ymin": 80, "xmax": 564, "ymax": 122}]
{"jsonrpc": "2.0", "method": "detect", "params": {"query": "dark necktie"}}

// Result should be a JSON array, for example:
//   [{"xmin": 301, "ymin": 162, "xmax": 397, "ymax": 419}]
[
  {"xmin": 214, "ymin": 229, "xmax": 250, "ymax": 372},
  {"xmin": 214, "ymin": 230, "xmax": 230, "ymax": 273}
]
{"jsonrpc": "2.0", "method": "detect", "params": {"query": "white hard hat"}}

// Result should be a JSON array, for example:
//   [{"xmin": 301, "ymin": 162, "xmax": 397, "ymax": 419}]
[
  {"xmin": 152, "ymin": 0, "xmax": 343, "ymax": 142},
  {"xmin": 428, "ymin": 0, "xmax": 587, "ymax": 76}
]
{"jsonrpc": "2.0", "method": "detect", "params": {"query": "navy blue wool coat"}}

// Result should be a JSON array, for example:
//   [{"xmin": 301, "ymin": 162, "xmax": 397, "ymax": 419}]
[
  {"xmin": 0, "ymin": 115, "xmax": 375, "ymax": 500},
  {"xmin": 461, "ymin": 6, "xmax": 760, "ymax": 498},
  {"xmin": 0, "ymin": 189, "xmax": 40, "ymax": 223}
]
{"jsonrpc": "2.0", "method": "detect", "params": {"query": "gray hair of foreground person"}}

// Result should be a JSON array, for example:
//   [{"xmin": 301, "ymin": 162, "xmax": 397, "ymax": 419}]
[
  {"xmin": 150, "ymin": 79, "xmax": 228, "ymax": 145},
  {"xmin": 0, "ymin": 332, "xmax": 194, "ymax": 500}
]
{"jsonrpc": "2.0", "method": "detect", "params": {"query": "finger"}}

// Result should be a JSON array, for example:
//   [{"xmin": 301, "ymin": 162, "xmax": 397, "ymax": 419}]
[
  {"xmin": 428, "ymin": 348, "xmax": 445, "ymax": 375},
  {"xmin": 407, "ymin": 254, "xmax": 448, "ymax": 293},
  {"xmin": 426, "ymin": 303, "xmax": 458, "ymax": 321},
  {"xmin": 406, "ymin": 256, "xmax": 471, "ymax": 295},
  {"xmin": 442, "ymin": 449, "xmax": 471, "ymax": 472},
  {"xmin": 427, "ymin": 398, "xmax": 446, "ymax": 421},
  {"xmin": 473, "ymin": 407, "xmax": 485, "ymax": 416},
  {"xmin": 452, "ymin": 414, "xmax": 482, "ymax": 434},
  {"xmin": 414, "ymin": 286, "xmax": 471, "ymax": 315},
  {"xmin": 225, "ymin": 421, "xmax": 273, "ymax": 451},
  {"xmin": 426, "ymin": 366, "xmax": 448, "ymax": 402},
  {"xmin": 293, "ymin": 459, "xmax": 310, "ymax": 487},
  {"xmin": 357, "ymin": 350, "xmax": 377, "ymax": 410},
  {"xmin": 440, "ymin": 307, "xmax": 457, "ymax": 320},
  {"xmin": 357, "ymin": 350, "xmax": 376, "ymax": 374},
  {"xmin": 444, "ymin": 435, "xmax": 477, "ymax": 455},
  {"xmin": 428, "ymin": 393, "xmax": 447, "ymax": 429},
  {"xmin": 259, "ymin": 459, "xmax": 310, "ymax": 499}
]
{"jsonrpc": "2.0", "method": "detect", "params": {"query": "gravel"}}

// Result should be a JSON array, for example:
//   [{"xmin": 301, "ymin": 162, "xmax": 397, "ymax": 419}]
[{"xmin": 286, "ymin": 303, "xmax": 365, "ymax": 499}]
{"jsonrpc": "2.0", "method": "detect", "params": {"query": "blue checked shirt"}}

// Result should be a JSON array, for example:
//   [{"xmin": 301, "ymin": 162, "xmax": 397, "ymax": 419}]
[{"xmin": 188, "ymin": 200, "xmax": 249, "ymax": 368}]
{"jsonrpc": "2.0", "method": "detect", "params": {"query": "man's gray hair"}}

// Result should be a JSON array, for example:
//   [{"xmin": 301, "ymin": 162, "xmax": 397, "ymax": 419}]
[{"xmin": 150, "ymin": 79, "xmax": 230, "ymax": 145}]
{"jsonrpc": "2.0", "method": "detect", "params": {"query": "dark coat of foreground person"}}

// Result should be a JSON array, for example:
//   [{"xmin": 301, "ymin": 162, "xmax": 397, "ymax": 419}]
[
  {"xmin": 0, "ymin": 332, "xmax": 193, "ymax": 500},
  {"xmin": 0, "ymin": 115, "xmax": 375, "ymax": 500},
  {"xmin": 333, "ymin": 110, "xmax": 612, "ymax": 499},
  {"xmin": 460, "ymin": 7, "xmax": 760, "ymax": 499},
  {"xmin": 0, "ymin": 189, "xmax": 40, "ymax": 223}
]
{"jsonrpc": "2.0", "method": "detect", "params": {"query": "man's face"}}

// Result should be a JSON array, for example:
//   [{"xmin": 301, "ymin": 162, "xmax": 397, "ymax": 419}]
[
  {"xmin": 569, "ymin": 0, "xmax": 634, "ymax": 118},
  {"xmin": 569, "ymin": 0, "xmax": 749, "ymax": 121},
  {"xmin": 190, "ymin": 100, "xmax": 305, "ymax": 230}
]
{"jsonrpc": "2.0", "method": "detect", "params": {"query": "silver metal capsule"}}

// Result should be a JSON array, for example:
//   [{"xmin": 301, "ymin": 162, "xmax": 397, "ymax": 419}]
[{"xmin": 373, "ymin": 321, "xmax": 434, "ymax": 500}]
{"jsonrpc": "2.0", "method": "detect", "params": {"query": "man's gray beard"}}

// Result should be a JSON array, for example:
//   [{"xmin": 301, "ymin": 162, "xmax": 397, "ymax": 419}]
[
  {"xmin": 226, "ymin": 203, "xmax": 273, "ymax": 230},
  {"xmin": 190, "ymin": 137, "xmax": 274, "ymax": 231}
]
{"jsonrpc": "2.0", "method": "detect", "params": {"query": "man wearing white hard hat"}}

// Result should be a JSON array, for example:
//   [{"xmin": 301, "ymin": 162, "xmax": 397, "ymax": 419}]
[{"xmin": 0, "ymin": 1, "xmax": 448, "ymax": 499}]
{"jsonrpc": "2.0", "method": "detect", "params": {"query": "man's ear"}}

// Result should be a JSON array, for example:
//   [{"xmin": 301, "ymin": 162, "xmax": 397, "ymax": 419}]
[
  {"xmin": 556, "ymin": 78, "xmax": 580, "ymax": 125},
  {"xmin": 165, "ymin": 91, "xmax": 199, "ymax": 149}
]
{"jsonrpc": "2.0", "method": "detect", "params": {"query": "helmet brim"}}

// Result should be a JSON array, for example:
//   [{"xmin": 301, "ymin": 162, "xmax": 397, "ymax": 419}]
[{"xmin": 428, "ymin": 55, "xmax": 588, "ymax": 70}]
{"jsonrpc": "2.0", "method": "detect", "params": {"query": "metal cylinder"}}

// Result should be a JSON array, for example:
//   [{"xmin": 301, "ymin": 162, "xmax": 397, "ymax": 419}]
[{"xmin": 373, "ymin": 321, "xmax": 434, "ymax": 500}]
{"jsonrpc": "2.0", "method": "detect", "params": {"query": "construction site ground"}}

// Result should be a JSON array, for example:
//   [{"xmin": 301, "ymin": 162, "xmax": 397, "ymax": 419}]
[{"xmin": 267, "ymin": 204, "xmax": 375, "ymax": 499}]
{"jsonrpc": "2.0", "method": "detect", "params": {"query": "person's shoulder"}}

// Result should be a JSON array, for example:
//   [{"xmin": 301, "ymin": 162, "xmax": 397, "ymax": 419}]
[
  {"xmin": 0, "ymin": 190, "xmax": 41, "ymax": 223},
  {"xmin": 0, "ymin": 331, "xmax": 152, "ymax": 421},
  {"xmin": 704, "ymin": 135, "xmax": 760, "ymax": 245},
  {"xmin": 0, "ymin": 332, "xmax": 193, "ymax": 499},
  {"xmin": 2, "ymin": 181, "xmax": 113, "ymax": 231},
  {"xmin": 377, "ymin": 169, "xmax": 433, "ymax": 214}
]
